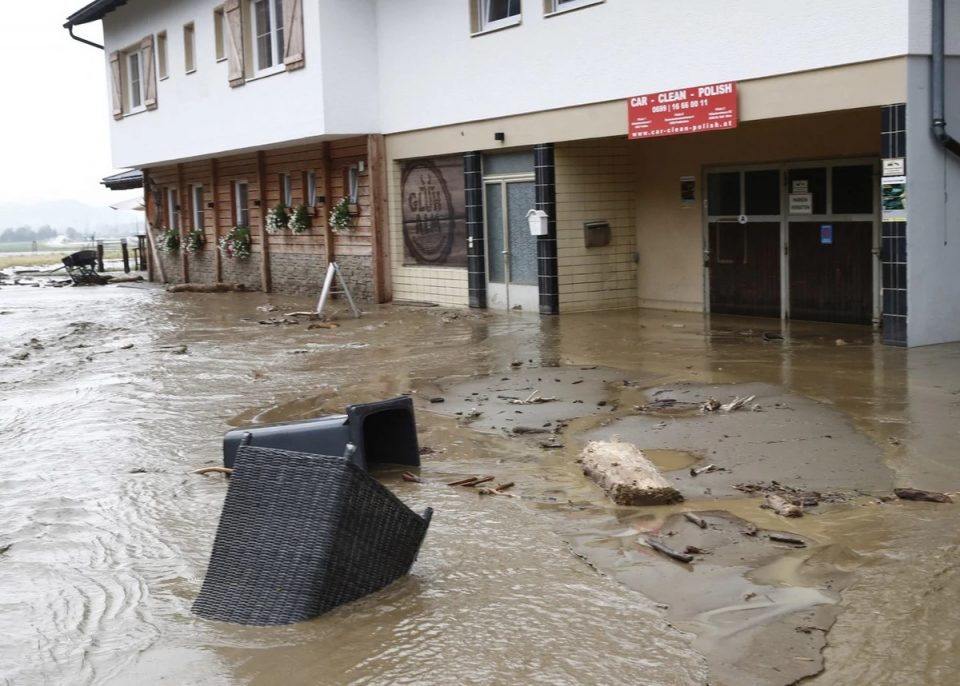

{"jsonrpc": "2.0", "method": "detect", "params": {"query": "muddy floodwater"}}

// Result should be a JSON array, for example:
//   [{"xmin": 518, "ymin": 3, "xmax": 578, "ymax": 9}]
[{"xmin": 2, "ymin": 283, "xmax": 960, "ymax": 685}]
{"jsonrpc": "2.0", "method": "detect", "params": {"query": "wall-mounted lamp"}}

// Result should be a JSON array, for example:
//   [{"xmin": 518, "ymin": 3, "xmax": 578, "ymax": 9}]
[
  {"xmin": 316, "ymin": 196, "xmax": 326, "ymax": 204},
  {"xmin": 494, "ymin": 132, "xmax": 505, "ymax": 142},
  {"xmin": 206, "ymin": 201, "xmax": 215, "ymax": 209},
  {"xmin": 358, "ymin": 160, "xmax": 366, "ymax": 173},
  {"xmin": 253, "ymin": 199, "xmax": 261, "ymax": 207}
]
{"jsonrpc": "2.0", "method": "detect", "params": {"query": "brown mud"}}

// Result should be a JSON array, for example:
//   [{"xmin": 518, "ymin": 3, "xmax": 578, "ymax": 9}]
[{"xmin": 2, "ymin": 282, "xmax": 960, "ymax": 684}]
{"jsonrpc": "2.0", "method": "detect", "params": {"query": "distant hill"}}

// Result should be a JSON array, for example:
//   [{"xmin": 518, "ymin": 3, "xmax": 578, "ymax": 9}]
[{"xmin": 0, "ymin": 199, "xmax": 144, "ymax": 237}]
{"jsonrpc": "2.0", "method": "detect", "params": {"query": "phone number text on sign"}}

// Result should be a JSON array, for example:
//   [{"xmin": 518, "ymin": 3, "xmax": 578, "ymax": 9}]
[{"xmin": 628, "ymin": 81, "xmax": 738, "ymax": 140}]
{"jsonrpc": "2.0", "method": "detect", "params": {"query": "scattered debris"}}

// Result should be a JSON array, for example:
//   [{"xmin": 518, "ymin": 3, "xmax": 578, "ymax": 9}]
[
  {"xmin": 684, "ymin": 545, "xmax": 708, "ymax": 555},
  {"xmin": 510, "ymin": 360, "xmax": 523, "ymax": 367},
  {"xmin": 478, "ymin": 482, "xmax": 515, "ymax": 496},
  {"xmin": 257, "ymin": 304, "xmax": 279, "ymax": 312},
  {"xmin": 579, "ymin": 440, "xmax": 683, "ymax": 506},
  {"xmin": 307, "ymin": 322, "xmax": 340, "ymax": 330},
  {"xmin": 735, "ymin": 481, "xmax": 850, "ymax": 505},
  {"xmin": 701, "ymin": 397, "xmax": 720, "ymax": 412},
  {"xmin": 769, "ymin": 533, "xmax": 807, "ymax": 547},
  {"xmin": 762, "ymin": 493, "xmax": 804, "ymax": 518},
  {"xmin": 194, "ymin": 466, "xmax": 234, "ymax": 477},
  {"xmin": 894, "ymin": 488, "xmax": 953, "ymax": 503},
  {"xmin": 429, "ymin": 397, "xmax": 445, "ymax": 404},
  {"xmin": 742, "ymin": 524, "xmax": 759, "ymax": 537},
  {"xmin": 401, "ymin": 472, "xmax": 423, "ymax": 483},
  {"xmin": 166, "ymin": 282, "xmax": 247, "ymax": 293},
  {"xmin": 512, "ymin": 426, "xmax": 549, "ymax": 435},
  {"xmin": 761, "ymin": 331, "xmax": 784, "ymax": 342},
  {"xmin": 446, "ymin": 475, "xmax": 495, "ymax": 487},
  {"xmin": 690, "ymin": 463, "xmax": 721, "ymax": 477},
  {"xmin": 0, "ymin": 544, "xmax": 11, "ymax": 555},
  {"xmin": 509, "ymin": 390, "xmax": 557, "ymax": 405},
  {"xmin": 743, "ymin": 592, "xmax": 757, "ymax": 601},
  {"xmin": 683, "ymin": 512, "xmax": 708, "ymax": 529},
  {"xmin": 644, "ymin": 537, "xmax": 694, "ymax": 563},
  {"xmin": 11, "ymin": 351, "xmax": 29, "ymax": 361},
  {"xmin": 258, "ymin": 317, "xmax": 299, "ymax": 326}
]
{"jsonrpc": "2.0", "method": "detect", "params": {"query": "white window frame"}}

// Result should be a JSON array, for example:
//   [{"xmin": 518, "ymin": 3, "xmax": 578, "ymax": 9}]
[
  {"xmin": 214, "ymin": 6, "xmax": 226, "ymax": 62},
  {"xmin": 476, "ymin": 0, "xmax": 522, "ymax": 33},
  {"xmin": 250, "ymin": 0, "xmax": 285, "ymax": 77},
  {"xmin": 192, "ymin": 185, "xmax": 205, "ymax": 230},
  {"xmin": 234, "ymin": 181, "xmax": 250, "ymax": 227},
  {"xmin": 306, "ymin": 171, "xmax": 317, "ymax": 206},
  {"xmin": 281, "ymin": 173, "xmax": 292, "ymax": 206},
  {"xmin": 126, "ymin": 48, "xmax": 146, "ymax": 113},
  {"xmin": 166, "ymin": 187, "xmax": 179, "ymax": 231},
  {"xmin": 184, "ymin": 22, "xmax": 196, "ymax": 74},
  {"xmin": 347, "ymin": 167, "xmax": 359, "ymax": 204},
  {"xmin": 545, "ymin": 0, "xmax": 604, "ymax": 16}
]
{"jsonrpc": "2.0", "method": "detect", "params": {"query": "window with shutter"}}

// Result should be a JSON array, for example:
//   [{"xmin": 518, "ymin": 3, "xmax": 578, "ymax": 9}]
[
  {"xmin": 282, "ymin": 0, "xmax": 304, "ymax": 70},
  {"xmin": 109, "ymin": 51, "xmax": 123, "ymax": 120},
  {"xmin": 141, "ymin": 35, "xmax": 158, "ymax": 110}
]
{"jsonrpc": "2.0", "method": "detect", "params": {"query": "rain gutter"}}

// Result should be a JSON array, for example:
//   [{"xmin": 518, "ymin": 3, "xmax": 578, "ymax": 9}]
[{"xmin": 932, "ymin": 0, "xmax": 960, "ymax": 159}]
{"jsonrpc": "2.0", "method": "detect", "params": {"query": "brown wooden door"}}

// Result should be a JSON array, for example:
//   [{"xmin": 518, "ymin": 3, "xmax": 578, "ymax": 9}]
[
  {"xmin": 708, "ymin": 221, "xmax": 781, "ymax": 318},
  {"xmin": 788, "ymin": 221, "xmax": 872, "ymax": 324}
]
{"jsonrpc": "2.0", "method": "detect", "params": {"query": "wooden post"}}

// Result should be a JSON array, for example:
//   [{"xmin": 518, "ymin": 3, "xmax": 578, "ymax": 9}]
[
  {"xmin": 256, "ymin": 150, "xmax": 272, "ymax": 292},
  {"xmin": 121, "ymin": 238, "xmax": 130, "ymax": 273},
  {"xmin": 368, "ymin": 134, "xmax": 391, "ymax": 303},
  {"xmin": 176, "ymin": 163, "xmax": 190, "ymax": 283},
  {"xmin": 96, "ymin": 241, "xmax": 105, "ymax": 272},
  {"xmin": 210, "ymin": 157, "xmax": 222, "ymax": 282},
  {"xmin": 322, "ymin": 141, "xmax": 334, "ymax": 267},
  {"xmin": 143, "ymin": 170, "xmax": 166, "ymax": 283},
  {"xmin": 138, "ymin": 235, "xmax": 147, "ymax": 270}
]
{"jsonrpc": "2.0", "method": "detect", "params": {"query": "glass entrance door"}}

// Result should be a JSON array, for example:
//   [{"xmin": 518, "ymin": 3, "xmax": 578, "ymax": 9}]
[{"xmin": 485, "ymin": 179, "xmax": 538, "ymax": 311}]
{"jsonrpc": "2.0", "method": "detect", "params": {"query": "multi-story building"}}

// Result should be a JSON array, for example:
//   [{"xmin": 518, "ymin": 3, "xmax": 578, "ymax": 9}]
[{"xmin": 66, "ymin": 0, "xmax": 960, "ymax": 346}]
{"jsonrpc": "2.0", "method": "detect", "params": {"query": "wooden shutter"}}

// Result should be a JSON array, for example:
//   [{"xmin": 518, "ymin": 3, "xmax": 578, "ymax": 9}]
[
  {"xmin": 109, "ymin": 50, "xmax": 123, "ymax": 120},
  {"xmin": 141, "ymin": 35, "xmax": 158, "ymax": 110},
  {"xmin": 225, "ymin": 0, "xmax": 245, "ymax": 87},
  {"xmin": 282, "ymin": 0, "xmax": 305, "ymax": 70}
]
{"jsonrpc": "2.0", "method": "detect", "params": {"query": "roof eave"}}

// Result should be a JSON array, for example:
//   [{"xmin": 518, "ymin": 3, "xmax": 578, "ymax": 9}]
[{"xmin": 64, "ymin": 0, "xmax": 129, "ymax": 28}]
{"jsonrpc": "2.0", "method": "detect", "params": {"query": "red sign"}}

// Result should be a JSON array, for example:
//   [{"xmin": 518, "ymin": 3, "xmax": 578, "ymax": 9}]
[{"xmin": 628, "ymin": 81, "xmax": 738, "ymax": 140}]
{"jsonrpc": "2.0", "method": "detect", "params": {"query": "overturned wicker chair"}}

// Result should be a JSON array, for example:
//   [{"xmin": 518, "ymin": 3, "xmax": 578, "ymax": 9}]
[{"xmin": 193, "ymin": 446, "xmax": 433, "ymax": 626}]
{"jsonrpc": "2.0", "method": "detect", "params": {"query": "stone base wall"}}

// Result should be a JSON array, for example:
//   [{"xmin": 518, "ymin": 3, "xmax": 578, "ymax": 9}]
[
  {"xmin": 156, "ymin": 250, "xmax": 184, "ymax": 283},
  {"xmin": 187, "ymin": 251, "xmax": 217, "ymax": 284},
  {"xmin": 270, "ymin": 253, "xmax": 327, "ymax": 296},
  {"xmin": 335, "ymin": 254, "xmax": 375, "ymax": 303},
  {"xmin": 221, "ymin": 253, "xmax": 263, "ymax": 291}
]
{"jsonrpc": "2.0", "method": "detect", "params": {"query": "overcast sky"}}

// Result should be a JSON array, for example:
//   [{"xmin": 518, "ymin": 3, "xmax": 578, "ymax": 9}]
[{"xmin": 0, "ymin": 3, "xmax": 120, "ymax": 207}]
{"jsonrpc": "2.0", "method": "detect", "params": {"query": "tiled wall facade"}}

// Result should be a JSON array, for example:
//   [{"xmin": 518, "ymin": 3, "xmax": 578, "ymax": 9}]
[
  {"xmin": 881, "ymin": 103, "xmax": 907, "ymax": 346},
  {"xmin": 554, "ymin": 139, "xmax": 639, "ymax": 312},
  {"xmin": 535, "ymin": 144, "xmax": 559, "ymax": 315}
]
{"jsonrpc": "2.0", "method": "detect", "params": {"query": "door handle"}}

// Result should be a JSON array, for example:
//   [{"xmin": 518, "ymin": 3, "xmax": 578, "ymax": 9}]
[{"xmin": 502, "ymin": 250, "xmax": 509, "ymax": 255}]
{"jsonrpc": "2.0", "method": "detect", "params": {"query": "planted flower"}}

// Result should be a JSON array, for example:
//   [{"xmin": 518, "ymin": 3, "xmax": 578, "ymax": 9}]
[
  {"xmin": 288, "ymin": 203, "xmax": 311, "ymax": 234},
  {"xmin": 159, "ymin": 227, "xmax": 180, "ymax": 253},
  {"xmin": 184, "ymin": 228, "xmax": 205, "ymax": 254},
  {"xmin": 329, "ymin": 197, "xmax": 351, "ymax": 234},
  {"xmin": 218, "ymin": 225, "xmax": 252, "ymax": 259},
  {"xmin": 265, "ymin": 203, "xmax": 289, "ymax": 235}
]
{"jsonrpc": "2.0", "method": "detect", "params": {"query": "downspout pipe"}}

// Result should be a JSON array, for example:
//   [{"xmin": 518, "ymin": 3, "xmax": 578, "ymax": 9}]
[
  {"xmin": 64, "ymin": 23, "xmax": 104, "ymax": 50},
  {"xmin": 932, "ymin": 0, "xmax": 960, "ymax": 158}
]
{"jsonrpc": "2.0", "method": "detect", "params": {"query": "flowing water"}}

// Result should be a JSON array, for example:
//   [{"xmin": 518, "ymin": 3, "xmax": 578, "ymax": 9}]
[{"xmin": 1, "ymin": 283, "xmax": 959, "ymax": 685}]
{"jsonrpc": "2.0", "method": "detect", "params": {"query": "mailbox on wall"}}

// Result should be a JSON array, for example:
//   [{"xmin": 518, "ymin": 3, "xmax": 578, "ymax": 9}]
[
  {"xmin": 584, "ymin": 221, "xmax": 611, "ymax": 248},
  {"xmin": 527, "ymin": 209, "xmax": 549, "ymax": 236}
]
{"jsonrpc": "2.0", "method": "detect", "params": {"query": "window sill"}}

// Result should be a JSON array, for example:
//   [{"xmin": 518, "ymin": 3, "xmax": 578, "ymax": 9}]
[
  {"xmin": 124, "ymin": 106, "xmax": 147, "ymax": 118},
  {"xmin": 216, "ymin": 56, "xmax": 227, "ymax": 63},
  {"xmin": 471, "ymin": 16, "xmax": 522, "ymax": 37},
  {"xmin": 247, "ymin": 64, "xmax": 285, "ymax": 81},
  {"xmin": 545, "ymin": 0, "xmax": 604, "ymax": 17},
  {"xmin": 185, "ymin": 68, "xmax": 197, "ymax": 75},
  {"xmin": 159, "ymin": 75, "xmax": 169, "ymax": 81}
]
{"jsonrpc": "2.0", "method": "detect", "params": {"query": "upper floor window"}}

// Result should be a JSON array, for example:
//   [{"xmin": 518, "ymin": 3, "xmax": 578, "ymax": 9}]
[
  {"xmin": 280, "ymin": 173, "xmax": 292, "ymax": 206},
  {"xmin": 346, "ymin": 166, "xmax": 359, "ymax": 204},
  {"xmin": 252, "ymin": 0, "xmax": 284, "ymax": 75},
  {"xmin": 305, "ymin": 171, "xmax": 317, "ymax": 206},
  {"xmin": 166, "ymin": 187, "xmax": 179, "ymax": 231},
  {"xmin": 476, "ymin": 0, "xmax": 521, "ymax": 32},
  {"xmin": 127, "ymin": 49, "xmax": 145, "ymax": 112},
  {"xmin": 157, "ymin": 31, "xmax": 168, "ymax": 79},
  {"xmin": 184, "ymin": 23, "xmax": 196, "ymax": 73},
  {"xmin": 110, "ymin": 36, "xmax": 158, "ymax": 119},
  {"xmin": 214, "ymin": 7, "xmax": 226, "ymax": 61}
]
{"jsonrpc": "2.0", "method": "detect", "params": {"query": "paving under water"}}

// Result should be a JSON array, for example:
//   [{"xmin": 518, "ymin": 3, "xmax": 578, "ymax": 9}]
[{"xmin": 1, "ymin": 282, "xmax": 959, "ymax": 685}]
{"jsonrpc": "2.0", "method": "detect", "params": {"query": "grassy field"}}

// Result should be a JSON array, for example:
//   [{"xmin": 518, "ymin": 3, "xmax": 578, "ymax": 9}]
[{"xmin": 0, "ymin": 248, "xmax": 126, "ymax": 271}]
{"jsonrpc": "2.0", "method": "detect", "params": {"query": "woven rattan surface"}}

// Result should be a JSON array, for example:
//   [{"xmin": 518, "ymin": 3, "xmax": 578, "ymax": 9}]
[{"xmin": 193, "ymin": 446, "xmax": 432, "ymax": 626}]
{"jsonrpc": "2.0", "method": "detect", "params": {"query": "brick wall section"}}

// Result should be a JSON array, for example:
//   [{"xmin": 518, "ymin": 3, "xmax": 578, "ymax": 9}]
[
  {"xmin": 221, "ymin": 254, "xmax": 263, "ymax": 290},
  {"xmin": 270, "ymin": 252, "xmax": 327, "ymax": 296},
  {"xmin": 335, "ymin": 254, "xmax": 375, "ymax": 303},
  {"xmin": 188, "ymin": 252, "xmax": 216, "ymax": 284},
  {"xmin": 156, "ymin": 250, "xmax": 184, "ymax": 283}
]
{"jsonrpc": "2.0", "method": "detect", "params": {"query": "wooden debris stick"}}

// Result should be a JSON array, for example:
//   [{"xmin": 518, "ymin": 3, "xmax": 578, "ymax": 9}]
[
  {"xmin": 720, "ymin": 395, "xmax": 756, "ymax": 412},
  {"xmin": 769, "ymin": 533, "xmax": 807, "ymax": 546},
  {"xmin": 690, "ymin": 463, "xmax": 720, "ymax": 477},
  {"xmin": 446, "ymin": 475, "xmax": 495, "ymax": 487},
  {"xmin": 645, "ymin": 538, "xmax": 694, "ymax": 564},
  {"xmin": 683, "ymin": 512, "xmax": 707, "ymax": 529},
  {"xmin": 894, "ymin": 488, "xmax": 954, "ymax": 503},
  {"xmin": 193, "ymin": 467, "xmax": 234, "ymax": 476},
  {"xmin": 401, "ymin": 472, "xmax": 423, "ymax": 483},
  {"xmin": 763, "ymin": 493, "xmax": 804, "ymax": 517}
]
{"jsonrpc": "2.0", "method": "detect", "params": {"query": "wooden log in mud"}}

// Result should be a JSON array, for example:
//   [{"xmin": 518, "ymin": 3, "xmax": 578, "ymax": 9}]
[
  {"xmin": 683, "ymin": 512, "xmax": 708, "ymax": 529},
  {"xmin": 894, "ymin": 488, "xmax": 953, "ymax": 503},
  {"xmin": 645, "ymin": 538, "xmax": 694, "ymax": 563},
  {"xmin": 579, "ymin": 440, "xmax": 683, "ymax": 506},
  {"xmin": 763, "ymin": 493, "xmax": 804, "ymax": 517},
  {"xmin": 193, "ymin": 466, "xmax": 233, "ymax": 476},
  {"xmin": 166, "ymin": 282, "xmax": 247, "ymax": 293}
]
